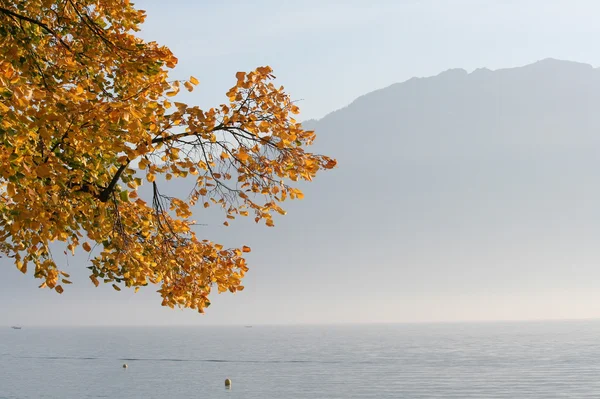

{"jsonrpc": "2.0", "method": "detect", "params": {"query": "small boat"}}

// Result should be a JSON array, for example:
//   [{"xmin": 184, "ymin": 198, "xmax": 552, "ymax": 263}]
[{"xmin": 10, "ymin": 326, "xmax": 22, "ymax": 330}]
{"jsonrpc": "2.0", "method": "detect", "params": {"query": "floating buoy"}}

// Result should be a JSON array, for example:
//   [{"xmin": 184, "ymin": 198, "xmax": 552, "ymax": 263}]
[
  {"xmin": 224, "ymin": 378, "xmax": 231, "ymax": 388},
  {"xmin": 123, "ymin": 364, "xmax": 128, "ymax": 369}
]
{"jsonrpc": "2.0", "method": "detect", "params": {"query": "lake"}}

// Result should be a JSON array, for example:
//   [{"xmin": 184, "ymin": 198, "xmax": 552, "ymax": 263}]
[{"xmin": 1, "ymin": 321, "xmax": 600, "ymax": 398}]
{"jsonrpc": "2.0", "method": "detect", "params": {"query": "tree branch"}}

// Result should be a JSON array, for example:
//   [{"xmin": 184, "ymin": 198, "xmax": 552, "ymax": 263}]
[
  {"xmin": 0, "ymin": 6, "xmax": 72, "ymax": 51},
  {"xmin": 99, "ymin": 162, "xmax": 129, "ymax": 202}
]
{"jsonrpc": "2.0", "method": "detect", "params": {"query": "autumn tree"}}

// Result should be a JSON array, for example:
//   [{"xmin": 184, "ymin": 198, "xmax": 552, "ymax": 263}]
[{"xmin": 0, "ymin": 0, "xmax": 335, "ymax": 312}]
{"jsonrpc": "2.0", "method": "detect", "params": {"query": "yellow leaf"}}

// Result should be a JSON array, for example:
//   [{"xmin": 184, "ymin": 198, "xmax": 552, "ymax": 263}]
[
  {"xmin": 138, "ymin": 158, "xmax": 149, "ymax": 169},
  {"xmin": 165, "ymin": 91, "xmax": 177, "ymax": 97},
  {"xmin": 112, "ymin": 284, "xmax": 121, "ymax": 291},
  {"xmin": 242, "ymin": 246, "xmax": 251, "ymax": 253},
  {"xmin": 32, "ymin": 90, "xmax": 45, "ymax": 100},
  {"xmin": 189, "ymin": 76, "xmax": 199, "ymax": 85},
  {"xmin": 16, "ymin": 260, "xmax": 26, "ymax": 273},
  {"xmin": 55, "ymin": 285, "xmax": 64, "ymax": 294},
  {"xmin": 36, "ymin": 164, "xmax": 51, "ymax": 177},
  {"xmin": 184, "ymin": 81, "xmax": 194, "ymax": 92},
  {"xmin": 82, "ymin": 242, "xmax": 91, "ymax": 252},
  {"xmin": 237, "ymin": 149, "xmax": 249, "ymax": 162},
  {"xmin": 274, "ymin": 205, "xmax": 287, "ymax": 215}
]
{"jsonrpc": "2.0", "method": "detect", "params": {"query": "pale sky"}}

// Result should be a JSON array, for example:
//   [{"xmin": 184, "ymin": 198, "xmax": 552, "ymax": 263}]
[
  {"xmin": 2, "ymin": 0, "xmax": 600, "ymax": 326},
  {"xmin": 136, "ymin": 0, "xmax": 600, "ymax": 121}
]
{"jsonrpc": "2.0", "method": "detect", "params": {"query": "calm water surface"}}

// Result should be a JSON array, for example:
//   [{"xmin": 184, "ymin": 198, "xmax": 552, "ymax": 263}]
[{"xmin": 1, "ymin": 321, "xmax": 600, "ymax": 398}]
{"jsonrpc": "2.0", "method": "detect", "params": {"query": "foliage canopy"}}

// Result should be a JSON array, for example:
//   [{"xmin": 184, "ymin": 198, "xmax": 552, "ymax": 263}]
[{"xmin": 0, "ymin": 0, "xmax": 335, "ymax": 312}]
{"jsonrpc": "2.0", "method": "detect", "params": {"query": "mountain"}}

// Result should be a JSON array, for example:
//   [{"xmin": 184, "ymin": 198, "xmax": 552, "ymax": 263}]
[
  {"xmin": 305, "ymin": 58, "xmax": 600, "ymax": 160},
  {"xmin": 283, "ymin": 58, "xmax": 600, "ymax": 319}
]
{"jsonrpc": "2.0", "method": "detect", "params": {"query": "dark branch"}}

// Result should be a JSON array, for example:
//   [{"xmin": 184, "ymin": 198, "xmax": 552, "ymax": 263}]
[{"xmin": 99, "ymin": 161, "xmax": 129, "ymax": 202}]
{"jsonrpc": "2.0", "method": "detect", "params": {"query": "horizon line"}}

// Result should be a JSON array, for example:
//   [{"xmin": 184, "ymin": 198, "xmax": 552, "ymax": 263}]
[{"xmin": 4, "ymin": 317, "xmax": 600, "ymax": 328}]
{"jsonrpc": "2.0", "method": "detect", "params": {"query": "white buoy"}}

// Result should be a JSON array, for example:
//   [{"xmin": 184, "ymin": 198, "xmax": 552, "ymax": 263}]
[
  {"xmin": 123, "ymin": 363, "xmax": 128, "ymax": 369},
  {"xmin": 224, "ymin": 378, "xmax": 232, "ymax": 388}
]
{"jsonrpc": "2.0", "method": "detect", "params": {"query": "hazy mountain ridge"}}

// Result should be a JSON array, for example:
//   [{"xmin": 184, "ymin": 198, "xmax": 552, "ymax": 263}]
[
  {"xmin": 288, "ymin": 58, "xmax": 600, "ymax": 305},
  {"xmin": 306, "ymin": 58, "xmax": 600, "ymax": 164}
]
